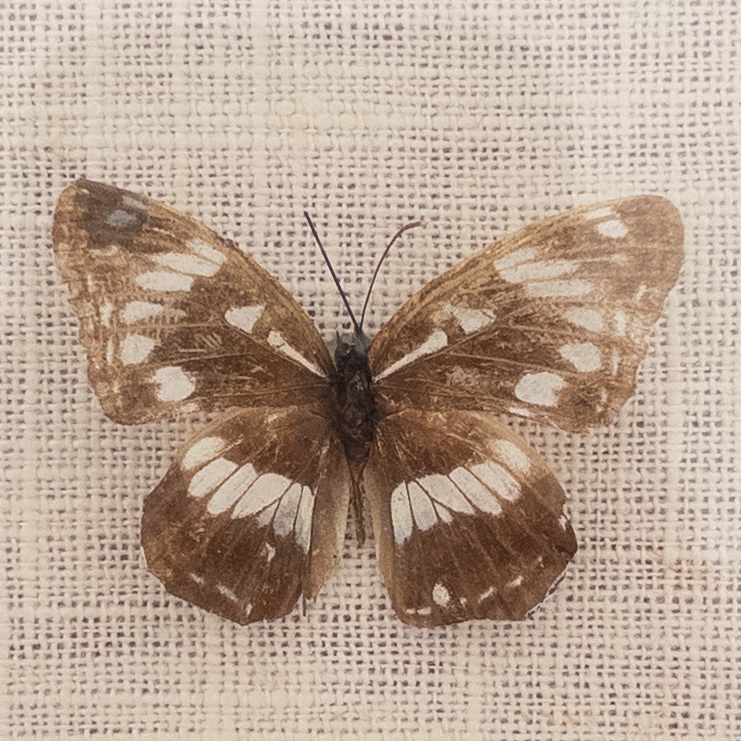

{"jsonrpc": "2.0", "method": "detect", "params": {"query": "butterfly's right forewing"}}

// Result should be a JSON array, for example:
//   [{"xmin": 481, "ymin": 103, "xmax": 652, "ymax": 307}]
[{"xmin": 370, "ymin": 197, "xmax": 683, "ymax": 432}]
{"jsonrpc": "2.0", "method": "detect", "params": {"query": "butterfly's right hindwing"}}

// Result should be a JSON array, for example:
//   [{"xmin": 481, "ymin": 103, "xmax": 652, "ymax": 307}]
[
  {"xmin": 52, "ymin": 180, "xmax": 333, "ymax": 424},
  {"xmin": 142, "ymin": 406, "xmax": 351, "ymax": 624},
  {"xmin": 364, "ymin": 409, "xmax": 577, "ymax": 627}
]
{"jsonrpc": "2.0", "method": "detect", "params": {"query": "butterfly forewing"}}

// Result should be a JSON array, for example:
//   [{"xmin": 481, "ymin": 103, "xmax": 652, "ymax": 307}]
[
  {"xmin": 370, "ymin": 197, "xmax": 683, "ymax": 432},
  {"xmin": 364, "ymin": 408, "xmax": 577, "ymax": 626},
  {"xmin": 52, "ymin": 180, "xmax": 333, "ymax": 424},
  {"xmin": 141, "ymin": 405, "xmax": 351, "ymax": 624}
]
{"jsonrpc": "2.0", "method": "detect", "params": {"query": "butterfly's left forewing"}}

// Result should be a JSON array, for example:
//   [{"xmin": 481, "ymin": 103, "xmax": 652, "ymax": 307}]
[{"xmin": 53, "ymin": 180, "xmax": 333, "ymax": 424}]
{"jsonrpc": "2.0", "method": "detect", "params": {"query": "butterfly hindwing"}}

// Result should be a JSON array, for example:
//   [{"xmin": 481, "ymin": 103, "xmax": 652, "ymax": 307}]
[
  {"xmin": 370, "ymin": 197, "xmax": 683, "ymax": 432},
  {"xmin": 52, "ymin": 180, "xmax": 333, "ymax": 424},
  {"xmin": 364, "ymin": 409, "xmax": 577, "ymax": 626},
  {"xmin": 141, "ymin": 405, "xmax": 351, "ymax": 624}
]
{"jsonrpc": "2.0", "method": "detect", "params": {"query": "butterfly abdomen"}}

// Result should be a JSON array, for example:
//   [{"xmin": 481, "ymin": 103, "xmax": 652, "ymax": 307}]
[{"xmin": 331, "ymin": 335, "xmax": 380, "ymax": 464}]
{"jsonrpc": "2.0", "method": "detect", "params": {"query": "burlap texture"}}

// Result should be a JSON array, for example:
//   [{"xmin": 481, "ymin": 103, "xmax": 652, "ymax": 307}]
[{"xmin": 2, "ymin": 1, "xmax": 738, "ymax": 738}]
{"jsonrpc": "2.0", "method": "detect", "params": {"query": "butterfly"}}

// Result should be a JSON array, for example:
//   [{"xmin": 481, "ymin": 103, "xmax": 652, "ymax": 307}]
[{"xmin": 51, "ymin": 180, "xmax": 683, "ymax": 626}]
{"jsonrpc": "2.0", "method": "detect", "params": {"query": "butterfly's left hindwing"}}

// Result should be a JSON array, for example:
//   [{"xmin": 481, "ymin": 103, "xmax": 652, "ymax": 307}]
[
  {"xmin": 364, "ymin": 409, "xmax": 577, "ymax": 626},
  {"xmin": 370, "ymin": 197, "xmax": 683, "ymax": 432},
  {"xmin": 52, "ymin": 180, "xmax": 333, "ymax": 424},
  {"xmin": 142, "ymin": 406, "xmax": 351, "ymax": 624}
]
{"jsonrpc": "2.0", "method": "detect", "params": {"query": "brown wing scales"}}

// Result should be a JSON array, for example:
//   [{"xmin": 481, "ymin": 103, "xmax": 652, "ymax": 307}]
[
  {"xmin": 52, "ymin": 179, "xmax": 333, "ymax": 423},
  {"xmin": 370, "ymin": 197, "xmax": 683, "ymax": 432}
]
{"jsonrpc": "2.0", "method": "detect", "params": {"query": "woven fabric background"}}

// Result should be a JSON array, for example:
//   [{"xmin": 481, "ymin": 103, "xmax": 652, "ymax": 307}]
[{"xmin": 2, "ymin": 0, "xmax": 739, "ymax": 738}]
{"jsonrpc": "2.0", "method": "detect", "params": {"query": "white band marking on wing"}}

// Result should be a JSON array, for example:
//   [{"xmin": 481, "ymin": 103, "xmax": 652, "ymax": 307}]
[
  {"xmin": 374, "ymin": 330, "xmax": 448, "ymax": 382},
  {"xmin": 188, "ymin": 239, "xmax": 227, "ymax": 266},
  {"xmin": 209, "ymin": 463, "xmax": 258, "ymax": 515},
  {"xmin": 267, "ymin": 331, "xmax": 326, "ymax": 377},
  {"xmin": 225, "ymin": 305, "xmax": 264, "ymax": 334},
  {"xmin": 391, "ymin": 485, "xmax": 413, "ymax": 543},
  {"xmin": 121, "ymin": 301, "xmax": 165, "ymax": 323},
  {"xmin": 182, "ymin": 436, "xmax": 225, "ymax": 470},
  {"xmin": 443, "ymin": 304, "xmax": 497, "ymax": 334},
  {"xmin": 189, "ymin": 458, "xmax": 238, "ymax": 498},
  {"xmin": 151, "ymin": 252, "xmax": 221, "ymax": 277},
  {"xmin": 137, "ymin": 271, "xmax": 194, "ymax": 292},
  {"xmin": 492, "ymin": 440, "xmax": 532, "ymax": 474},
  {"xmin": 525, "ymin": 280, "xmax": 592, "ymax": 298},
  {"xmin": 448, "ymin": 468, "xmax": 503, "ymax": 514}
]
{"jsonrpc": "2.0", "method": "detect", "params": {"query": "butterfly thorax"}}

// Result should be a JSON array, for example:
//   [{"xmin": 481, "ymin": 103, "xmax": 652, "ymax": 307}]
[{"xmin": 331, "ymin": 332, "xmax": 379, "ymax": 464}]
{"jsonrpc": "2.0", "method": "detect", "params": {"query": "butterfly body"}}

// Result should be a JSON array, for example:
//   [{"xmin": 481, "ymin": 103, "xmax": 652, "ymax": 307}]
[
  {"xmin": 330, "ymin": 332, "xmax": 379, "ymax": 465},
  {"xmin": 52, "ymin": 180, "xmax": 683, "ymax": 626}
]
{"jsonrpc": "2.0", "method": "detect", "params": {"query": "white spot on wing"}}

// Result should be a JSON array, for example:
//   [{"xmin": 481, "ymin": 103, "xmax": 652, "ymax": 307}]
[
  {"xmin": 267, "ymin": 331, "xmax": 326, "ymax": 377},
  {"xmin": 564, "ymin": 308, "xmax": 604, "ymax": 333},
  {"xmin": 100, "ymin": 302, "xmax": 113, "ymax": 327},
  {"xmin": 407, "ymin": 482, "xmax": 438, "ymax": 531},
  {"xmin": 273, "ymin": 483, "xmax": 303, "ymax": 537},
  {"xmin": 225, "ymin": 305, "xmax": 264, "ymax": 334},
  {"xmin": 294, "ymin": 486, "xmax": 315, "ymax": 552},
  {"xmin": 514, "ymin": 372, "xmax": 565, "ymax": 407},
  {"xmin": 559, "ymin": 342, "xmax": 602, "ymax": 373},
  {"xmin": 106, "ymin": 209, "xmax": 137, "ymax": 227},
  {"xmin": 493, "ymin": 247, "xmax": 538, "ymax": 271},
  {"xmin": 188, "ymin": 239, "xmax": 226, "ymax": 265},
  {"xmin": 151, "ymin": 252, "xmax": 221, "ymax": 277},
  {"xmin": 106, "ymin": 339, "xmax": 114, "ymax": 365},
  {"xmin": 217, "ymin": 585, "xmax": 239, "ymax": 602},
  {"xmin": 615, "ymin": 309, "xmax": 628, "ymax": 335},
  {"xmin": 153, "ymin": 366, "xmax": 196, "ymax": 401},
  {"xmin": 189, "ymin": 458, "xmax": 238, "ymax": 498},
  {"xmin": 597, "ymin": 219, "xmax": 628, "ymax": 239},
  {"xmin": 499, "ymin": 259, "xmax": 576, "ymax": 284},
  {"xmin": 418, "ymin": 475, "xmax": 476, "ymax": 515},
  {"xmin": 136, "ymin": 271, "xmax": 194, "ymax": 292},
  {"xmin": 444, "ymin": 304, "xmax": 497, "ymax": 334},
  {"xmin": 120, "ymin": 334, "xmax": 155, "ymax": 365},
  {"xmin": 492, "ymin": 440, "xmax": 531, "ymax": 474},
  {"xmin": 209, "ymin": 463, "xmax": 258, "ymax": 515},
  {"xmin": 190, "ymin": 572, "xmax": 204, "ymax": 584},
  {"xmin": 506, "ymin": 575, "xmax": 524, "ymax": 589},
  {"xmin": 432, "ymin": 582, "xmax": 451, "ymax": 607},
  {"xmin": 121, "ymin": 301, "xmax": 164, "ymax": 323},
  {"xmin": 374, "ymin": 330, "xmax": 448, "ymax": 381},
  {"xmin": 122, "ymin": 195, "xmax": 147, "ymax": 211},
  {"xmin": 525, "ymin": 280, "xmax": 592, "ymax": 298},
  {"xmin": 182, "ymin": 436, "xmax": 225, "ymax": 470},
  {"xmin": 391, "ymin": 485, "xmax": 413, "ymax": 543},
  {"xmin": 478, "ymin": 586, "xmax": 495, "ymax": 603},
  {"xmin": 448, "ymin": 468, "xmax": 502, "ymax": 514},
  {"xmin": 470, "ymin": 461, "xmax": 520, "ymax": 501},
  {"xmin": 233, "ymin": 473, "xmax": 291, "ymax": 518}
]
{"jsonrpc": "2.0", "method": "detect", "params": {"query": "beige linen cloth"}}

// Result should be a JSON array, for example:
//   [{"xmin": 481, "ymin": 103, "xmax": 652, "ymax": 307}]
[{"xmin": 2, "ymin": 1, "xmax": 738, "ymax": 738}]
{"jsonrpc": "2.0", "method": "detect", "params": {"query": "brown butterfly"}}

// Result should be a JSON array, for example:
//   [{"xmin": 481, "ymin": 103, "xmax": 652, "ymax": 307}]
[{"xmin": 52, "ymin": 180, "xmax": 683, "ymax": 626}]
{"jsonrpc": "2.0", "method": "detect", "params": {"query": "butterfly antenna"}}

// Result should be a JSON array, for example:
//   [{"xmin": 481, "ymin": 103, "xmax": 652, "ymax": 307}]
[
  {"xmin": 304, "ymin": 211, "xmax": 362, "ymax": 335},
  {"xmin": 359, "ymin": 220, "xmax": 425, "ymax": 330}
]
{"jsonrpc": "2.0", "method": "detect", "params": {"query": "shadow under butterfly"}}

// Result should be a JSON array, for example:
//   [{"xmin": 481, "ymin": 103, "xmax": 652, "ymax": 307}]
[{"xmin": 51, "ymin": 180, "xmax": 683, "ymax": 626}]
